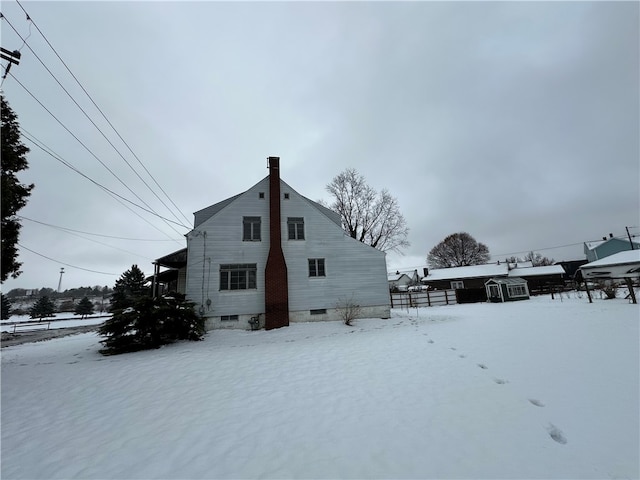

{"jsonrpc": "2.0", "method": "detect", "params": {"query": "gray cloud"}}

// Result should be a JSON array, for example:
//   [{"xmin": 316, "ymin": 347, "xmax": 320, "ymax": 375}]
[{"xmin": 1, "ymin": 1, "xmax": 637, "ymax": 290}]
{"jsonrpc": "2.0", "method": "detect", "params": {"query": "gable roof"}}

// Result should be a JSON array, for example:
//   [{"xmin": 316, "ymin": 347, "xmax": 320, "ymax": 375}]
[
  {"xmin": 388, "ymin": 272, "xmax": 410, "ymax": 282},
  {"xmin": 423, "ymin": 263, "xmax": 508, "ymax": 281},
  {"xmin": 486, "ymin": 277, "xmax": 527, "ymax": 285},
  {"xmin": 193, "ymin": 193, "xmax": 244, "ymax": 228},
  {"xmin": 584, "ymin": 237, "xmax": 640, "ymax": 251},
  {"xmin": 508, "ymin": 264, "xmax": 565, "ymax": 277},
  {"xmin": 191, "ymin": 177, "xmax": 342, "ymax": 229},
  {"xmin": 581, "ymin": 249, "xmax": 640, "ymax": 268}
]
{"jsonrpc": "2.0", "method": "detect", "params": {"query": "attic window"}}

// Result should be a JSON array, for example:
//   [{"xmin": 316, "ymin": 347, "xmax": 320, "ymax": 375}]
[
  {"xmin": 259, "ymin": 192, "xmax": 265, "ymax": 199},
  {"xmin": 284, "ymin": 193, "xmax": 290, "ymax": 199}
]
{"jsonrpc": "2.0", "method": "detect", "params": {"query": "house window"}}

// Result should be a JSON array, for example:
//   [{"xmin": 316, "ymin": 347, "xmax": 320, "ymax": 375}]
[
  {"xmin": 259, "ymin": 192, "xmax": 264, "ymax": 199},
  {"xmin": 284, "ymin": 193, "xmax": 290, "ymax": 199},
  {"xmin": 287, "ymin": 217, "xmax": 305, "ymax": 240},
  {"xmin": 242, "ymin": 217, "xmax": 261, "ymax": 241},
  {"xmin": 451, "ymin": 280, "xmax": 464, "ymax": 289},
  {"xmin": 310, "ymin": 309, "xmax": 327, "ymax": 315},
  {"xmin": 507, "ymin": 284, "xmax": 527, "ymax": 297},
  {"xmin": 220, "ymin": 264, "xmax": 257, "ymax": 290},
  {"xmin": 221, "ymin": 315, "xmax": 239, "ymax": 321},
  {"xmin": 309, "ymin": 258, "xmax": 326, "ymax": 277}
]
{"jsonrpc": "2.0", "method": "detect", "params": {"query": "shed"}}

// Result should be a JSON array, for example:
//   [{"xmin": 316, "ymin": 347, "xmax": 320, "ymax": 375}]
[{"xmin": 485, "ymin": 277, "xmax": 530, "ymax": 303}]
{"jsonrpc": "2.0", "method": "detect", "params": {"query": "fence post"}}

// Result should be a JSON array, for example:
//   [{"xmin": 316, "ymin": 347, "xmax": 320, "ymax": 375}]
[{"xmin": 445, "ymin": 290, "xmax": 448, "ymax": 305}]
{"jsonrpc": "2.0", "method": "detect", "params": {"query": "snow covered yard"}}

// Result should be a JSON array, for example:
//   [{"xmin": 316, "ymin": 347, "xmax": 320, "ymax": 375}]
[{"xmin": 1, "ymin": 295, "xmax": 638, "ymax": 479}]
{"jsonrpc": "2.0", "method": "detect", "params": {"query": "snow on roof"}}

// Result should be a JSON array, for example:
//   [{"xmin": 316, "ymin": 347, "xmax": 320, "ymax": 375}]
[
  {"xmin": 508, "ymin": 261, "xmax": 534, "ymax": 269},
  {"xmin": 486, "ymin": 277, "xmax": 527, "ymax": 285},
  {"xmin": 388, "ymin": 273, "xmax": 409, "ymax": 282},
  {"xmin": 508, "ymin": 265, "xmax": 565, "ymax": 277},
  {"xmin": 584, "ymin": 240, "xmax": 607, "ymax": 251},
  {"xmin": 581, "ymin": 249, "xmax": 640, "ymax": 268},
  {"xmin": 424, "ymin": 263, "xmax": 508, "ymax": 281}
]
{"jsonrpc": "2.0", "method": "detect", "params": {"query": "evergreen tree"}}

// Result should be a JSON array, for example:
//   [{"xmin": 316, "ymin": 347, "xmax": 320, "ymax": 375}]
[
  {"xmin": 1, "ymin": 95, "xmax": 34, "ymax": 282},
  {"xmin": 99, "ymin": 293, "xmax": 204, "ymax": 355},
  {"xmin": 75, "ymin": 296, "xmax": 95, "ymax": 319},
  {"xmin": 110, "ymin": 264, "xmax": 149, "ymax": 312},
  {"xmin": 29, "ymin": 296, "xmax": 56, "ymax": 320},
  {"xmin": 1, "ymin": 293, "xmax": 12, "ymax": 320}
]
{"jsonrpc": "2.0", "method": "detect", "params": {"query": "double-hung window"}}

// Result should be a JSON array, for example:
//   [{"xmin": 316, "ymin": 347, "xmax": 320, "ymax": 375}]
[
  {"xmin": 508, "ymin": 284, "xmax": 527, "ymax": 297},
  {"xmin": 308, "ymin": 258, "xmax": 325, "ymax": 277},
  {"xmin": 243, "ymin": 217, "xmax": 261, "ymax": 241},
  {"xmin": 220, "ymin": 264, "xmax": 257, "ymax": 290},
  {"xmin": 287, "ymin": 217, "xmax": 305, "ymax": 240}
]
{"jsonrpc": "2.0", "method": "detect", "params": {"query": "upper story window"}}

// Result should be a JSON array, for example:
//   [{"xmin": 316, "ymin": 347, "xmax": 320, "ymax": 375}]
[
  {"xmin": 220, "ymin": 264, "xmax": 257, "ymax": 290},
  {"xmin": 309, "ymin": 258, "xmax": 326, "ymax": 277},
  {"xmin": 242, "ymin": 216, "xmax": 261, "ymax": 241},
  {"xmin": 287, "ymin": 217, "xmax": 305, "ymax": 240}
]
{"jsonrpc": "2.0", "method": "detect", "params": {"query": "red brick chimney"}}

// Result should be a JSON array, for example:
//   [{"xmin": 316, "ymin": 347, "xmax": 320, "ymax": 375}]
[{"xmin": 265, "ymin": 156, "xmax": 289, "ymax": 330}]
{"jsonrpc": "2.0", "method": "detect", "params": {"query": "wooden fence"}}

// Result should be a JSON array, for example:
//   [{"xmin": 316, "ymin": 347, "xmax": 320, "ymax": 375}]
[{"xmin": 390, "ymin": 289, "xmax": 458, "ymax": 309}]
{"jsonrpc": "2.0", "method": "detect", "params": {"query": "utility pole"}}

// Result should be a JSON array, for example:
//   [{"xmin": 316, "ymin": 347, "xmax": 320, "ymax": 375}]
[
  {"xmin": 57, "ymin": 268, "xmax": 65, "ymax": 293},
  {"xmin": 0, "ymin": 46, "xmax": 21, "ymax": 79},
  {"xmin": 625, "ymin": 226, "xmax": 635, "ymax": 250}
]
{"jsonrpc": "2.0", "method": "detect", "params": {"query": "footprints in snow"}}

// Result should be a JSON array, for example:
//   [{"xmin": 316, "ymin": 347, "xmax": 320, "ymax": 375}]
[
  {"xmin": 423, "ymin": 335, "xmax": 565, "ymax": 445},
  {"xmin": 547, "ymin": 424, "xmax": 567, "ymax": 444}
]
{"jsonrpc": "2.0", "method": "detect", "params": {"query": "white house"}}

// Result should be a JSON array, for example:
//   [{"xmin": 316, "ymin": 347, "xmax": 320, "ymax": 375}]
[
  {"xmin": 181, "ymin": 157, "xmax": 390, "ymax": 330},
  {"xmin": 388, "ymin": 270, "xmax": 419, "ymax": 291}
]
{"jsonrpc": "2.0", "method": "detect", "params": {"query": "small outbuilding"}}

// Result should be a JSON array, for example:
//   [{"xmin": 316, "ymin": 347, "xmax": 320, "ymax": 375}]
[{"xmin": 485, "ymin": 277, "xmax": 530, "ymax": 303}]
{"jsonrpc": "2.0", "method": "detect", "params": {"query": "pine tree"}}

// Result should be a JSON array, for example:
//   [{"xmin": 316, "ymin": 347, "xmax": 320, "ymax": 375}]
[
  {"xmin": 1, "ymin": 95, "xmax": 34, "ymax": 282},
  {"xmin": 29, "ymin": 296, "xmax": 56, "ymax": 320},
  {"xmin": 1, "ymin": 293, "xmax": 12, "ymax": 320},
  {"xmin": 75, "ymin": 296, "xmax": 95, "ymax": 319},
  {"xmin": 110, "ymin": 264, "xmax": 149, "ymax": 312},
  {"xmin": 99, "ymin": 293, "xmax": 204, "ymax": 355}
]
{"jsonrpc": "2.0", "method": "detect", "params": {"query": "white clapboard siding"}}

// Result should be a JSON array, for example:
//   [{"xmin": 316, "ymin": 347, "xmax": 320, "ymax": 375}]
[{"xmin": 185, "ymin": 176, "xmax": 390, "ymax": 327}]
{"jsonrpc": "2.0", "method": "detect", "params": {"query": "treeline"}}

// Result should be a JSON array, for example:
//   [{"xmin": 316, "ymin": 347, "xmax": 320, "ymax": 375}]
[{"xmin": 4, "ymin": 285, "xmax": 113, "ymax": 300}]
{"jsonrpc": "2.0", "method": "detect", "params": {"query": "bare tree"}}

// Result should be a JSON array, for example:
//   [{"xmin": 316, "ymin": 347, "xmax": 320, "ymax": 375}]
[
  {"xmin": 325, "ymin": 168, "xmax": 409, "ymax": 253},
  {"xmin": 524, "ymin": 251, "xmax": 555, "ymax": 266},
  {"xmin": 427, "ymin": 232, "xmax": 490, "ymax": 268}
]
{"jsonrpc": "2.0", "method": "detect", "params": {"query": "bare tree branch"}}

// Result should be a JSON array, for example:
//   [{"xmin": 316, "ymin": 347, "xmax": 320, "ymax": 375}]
[{"xmin": 325, "ymin": 169, "xmax": 409, "ymax": 254}]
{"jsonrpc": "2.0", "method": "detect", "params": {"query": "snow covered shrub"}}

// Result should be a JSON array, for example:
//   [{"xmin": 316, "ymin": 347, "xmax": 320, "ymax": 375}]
[
  {"xmin": 99, "ymin": 293, "xmax": 204, "ymax": 355},
  {"xmin": 336, "ymin": 295, "xmax": 362, "ymax": 326}
]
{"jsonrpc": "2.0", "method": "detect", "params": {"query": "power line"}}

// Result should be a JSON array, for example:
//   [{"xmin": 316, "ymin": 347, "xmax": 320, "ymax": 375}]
[
  {"xmin": 20, "ymin": 127, "xmax": 187, "ymax": 242},
  {"xmin": 7, "ymin": 71, "xmax": 188, "ymax": 236},
  {"xmin": 12, "ymin": 1, "xmax": 191, "ymax": 226},
  {"xmin": 17, "ymin": 243, "xmax": 118, "ymax": 275},
  {"xmin": 18, "ymin": 215, "xmax": 180, "ymax": 241}
]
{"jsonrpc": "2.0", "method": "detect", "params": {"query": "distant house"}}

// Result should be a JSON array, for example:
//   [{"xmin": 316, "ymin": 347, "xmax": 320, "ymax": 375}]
[
  {"xmin": 421, "ymin": 262, "xmax": 567, "ymax": 301},
  {"xmin": 485, "ymin": 277, "xmax": 530, "ymax": 303},
  {"xmin": 584, "ymin": 236, "xmax": 640, "ymax": 263},
  {"xmin": 508, "ymin": 264, "xmax": 566, "ymax": 294},
  {"xmin": 421, "ymin": 263, "xmax": 508, "ymax": 291},
  {"xmin": 388, "ymin": 270, "xmax": 419, "ymax": 292},
  {"xmin": 154, "ymin": 157, "xmax": 390, "ymax": 331}
]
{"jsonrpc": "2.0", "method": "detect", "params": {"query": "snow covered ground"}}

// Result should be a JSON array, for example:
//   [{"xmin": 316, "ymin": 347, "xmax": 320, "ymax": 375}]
[
  {"xmin": 1, "ymin": 294, "xmax": 638, "ymax": 479},
  {"xmin": 0, "ymin": 314, "xmax": 108, "ymax": 332}
]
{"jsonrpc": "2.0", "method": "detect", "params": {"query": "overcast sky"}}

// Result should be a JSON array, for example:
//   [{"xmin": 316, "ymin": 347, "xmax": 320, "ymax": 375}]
[{"xmin": 1, "ymin": 1, "xmax": 638, "ymax": 292}]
